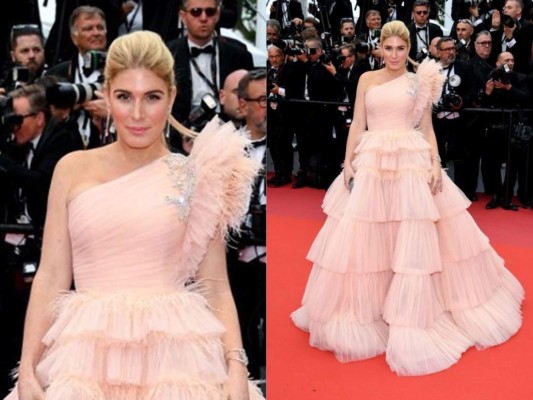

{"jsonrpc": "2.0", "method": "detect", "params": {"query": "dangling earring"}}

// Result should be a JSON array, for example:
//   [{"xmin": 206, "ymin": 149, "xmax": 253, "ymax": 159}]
[
  {"xmin": 104, "ymin": 110, "xmax": 115, "ymax": 144},
  {"xmin": 165, "ymin": 118, "xmax": 170, "ymax": 140}
]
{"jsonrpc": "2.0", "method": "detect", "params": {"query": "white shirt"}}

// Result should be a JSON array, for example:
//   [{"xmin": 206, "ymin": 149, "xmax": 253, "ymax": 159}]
[{"xmin": 188, "ymin": 38, "xmax": 221, "ymax": 112}]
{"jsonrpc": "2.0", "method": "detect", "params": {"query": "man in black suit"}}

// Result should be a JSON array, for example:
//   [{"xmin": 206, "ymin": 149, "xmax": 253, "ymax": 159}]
[
  {"xmin": 488, "ymin": 0, "xmax": 532, "ymax": 74},
  {"xmin": 0, "ymin": 83, "xmax": 83, "ymax": 229},
  {"xmin": 407, "ymin": 0, "xmax": 443, "ymax": 64},
  {"xmin": 269, "ymin": 0, "xmax": 305, "ymax": 35},
  {"xmin": 45, "ymin": 6, "xmax": 109, "ymax": 149},
  {"xmin": 324, "ymin": 43, "xmax": 365, "ymax": 175},
  {"xmin": 432, "ymin": 37, "xmax": 475, "ymax": 198},
  {"xmin": 167, "ymin": 0, "xmax": 253, "ymax": 137}
]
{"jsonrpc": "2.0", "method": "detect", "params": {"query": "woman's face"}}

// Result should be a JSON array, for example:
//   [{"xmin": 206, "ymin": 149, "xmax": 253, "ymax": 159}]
[
  {"xmin": 105, "ymin": 68, "xmax": 175, "ymax": 150},
  {"xmin": 382, "ymin": 35, "xmax": 409, "ymax": 72}
]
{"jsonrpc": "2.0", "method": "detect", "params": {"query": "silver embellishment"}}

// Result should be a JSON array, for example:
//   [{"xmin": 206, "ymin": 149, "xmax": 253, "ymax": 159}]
[
  {"xmin": 406, "ymin": 72, "xmax": 418, "ymax": 97},
  {"xmin": 163, "ymin": 154, "xmax": 195, "ymax": 220}
]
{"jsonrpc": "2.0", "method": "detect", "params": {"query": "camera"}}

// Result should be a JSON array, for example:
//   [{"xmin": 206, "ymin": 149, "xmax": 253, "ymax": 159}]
[
  {"xmin": 11, "ymin": 66, "xmax": 30, "ymax": 84},
  {"xmin": 489, "ymin": 64, "xmax": 511, "ymax": 85},
  {"xmin": 188, "ymin": 93, "xmax": 219, "ymax": 131},
  {"xmin": 464, "ymin": 0, "xmax": 480, "ymax": 7},
  {"xmin": 416, "ymin": 47, "xmax": 430, "ymax": 63},
  {"xmin": 438, "ymin": 75, "xmax": 463, "ymax": 110},
  {"xmin": 82, "ymin": 50, "xmax": 107, "ymax": 76},
  {"xmin": 45, "ymin": 81, "xmax": 103, "ymax": 108},
  {"xmin": 238, "ymin": 203, "xmax": 266, "ymax": 247},
  {"xmin": 0, "ymin": 95, "xmax": 24, "ymax": 138},
  {"xmin": 354, "ymin": 39, "xmax": 379, "ymax": 54}
]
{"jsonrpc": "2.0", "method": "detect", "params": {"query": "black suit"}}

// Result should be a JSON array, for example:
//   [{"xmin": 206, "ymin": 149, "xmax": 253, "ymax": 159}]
[
  {"xmin": 432, "ymin": 60, "xmax": 475, "ymax": 197},
  {"xmin": 167, "ymin": 35, "xmax": 253, "ymax": 125},
  {"xmin": 490, "ymin": 21, "xmax": 533, "ymax": 74},
  {"xmin": 408, "ymin": 23, "xmax": 443, "ymax": 63},
  {"xmin": 0, "ymin": 117, "xmax": 83, "ymax": 227}
]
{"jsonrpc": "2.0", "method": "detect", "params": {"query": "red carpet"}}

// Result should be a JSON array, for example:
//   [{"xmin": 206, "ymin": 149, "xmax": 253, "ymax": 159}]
[{"xmin": 267, "ymin": 183, "xmax": 533, "ymax": 400}]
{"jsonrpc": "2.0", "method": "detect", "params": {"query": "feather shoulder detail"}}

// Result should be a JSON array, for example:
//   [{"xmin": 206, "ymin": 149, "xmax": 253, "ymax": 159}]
[
  {"xmin": 412, "ymin": 58, "xmax": 445, "ymax": 126},
  {"xmin": 178, "ymin": 117, "xmax": 261, "ymax": 275}
]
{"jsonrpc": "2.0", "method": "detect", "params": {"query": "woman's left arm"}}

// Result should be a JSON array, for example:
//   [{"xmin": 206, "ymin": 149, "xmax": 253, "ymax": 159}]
[
  {"xmin": 197, "ymin": 237, "xmax": 249, "ymax": 400},
  {"xmin": 419, "ymin": 104, "xmax": 443, "ymax": 195}
]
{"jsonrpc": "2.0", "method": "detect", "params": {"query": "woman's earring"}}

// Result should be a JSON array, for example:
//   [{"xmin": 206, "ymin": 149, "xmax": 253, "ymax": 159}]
[
  {"xmin": 104, "ymin": 110, "xmax": 115, "ymax": 144},
  {"xmin": 165, "ymin": 118, "xmax": 170, "ymax": 140}
]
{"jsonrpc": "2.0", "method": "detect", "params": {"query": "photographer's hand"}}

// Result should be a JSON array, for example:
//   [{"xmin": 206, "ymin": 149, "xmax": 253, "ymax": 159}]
[
  {"xmin": 324, "ymin": 62, "xmax": 336, "ymax": 76},
  {"xmin": 82, "ymin": 90, "xmax": 107, "ymax": 119},
  {"xmin": 469, "ymin": 5, "xmax": 479, "ymax": 18},
  {"xmin": 494, "ymin": 80, "xmax": 512, "ymax": 91},
  {"xmin": 491, "ymin": 10, "xmax": 501, "ymax": 28},
  {"xmin": 485, "ymin": 79, "xmax": 495, "ymax": 95},
  {"xmin": 270, "ymin": 83, "xmax": 280, "ymax": 95},
  {"xmin": 291, "ymin": 17, "xmax": 303, "ymax": 26}
]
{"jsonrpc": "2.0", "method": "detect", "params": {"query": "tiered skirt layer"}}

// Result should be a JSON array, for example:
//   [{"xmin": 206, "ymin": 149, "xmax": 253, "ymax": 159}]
[
  {"xmin": 7, "ymin": 289, "xmax": 263, "ymax": 400},
  {"xmin": 291, "ymin": 129, "xmax": 524, "ymax": 375}
]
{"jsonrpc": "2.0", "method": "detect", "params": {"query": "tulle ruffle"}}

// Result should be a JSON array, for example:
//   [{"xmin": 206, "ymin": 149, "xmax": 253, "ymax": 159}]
[
  {"xmin": 293, "ymin": 94, "xmax": 523, "ymax": 375},
  {"xmin": 412, "ymin": 58, "xmax": 445, "ymax": 127}
]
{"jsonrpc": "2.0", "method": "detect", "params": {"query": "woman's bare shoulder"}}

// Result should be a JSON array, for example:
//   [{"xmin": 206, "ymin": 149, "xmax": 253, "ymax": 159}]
[{"xmin": 358, "ymin": 70, "xmax": 383, "ymax": 90}]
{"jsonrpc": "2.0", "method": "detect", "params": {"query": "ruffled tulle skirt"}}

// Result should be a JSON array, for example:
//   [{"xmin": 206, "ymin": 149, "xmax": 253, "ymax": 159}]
[
  {"xmin": 6, "ymin": 289, "xmax": 264, "ymax": 400},
  {"xmin": 291, "ymin": 128, "xmax": 524, "ymax": 376}
]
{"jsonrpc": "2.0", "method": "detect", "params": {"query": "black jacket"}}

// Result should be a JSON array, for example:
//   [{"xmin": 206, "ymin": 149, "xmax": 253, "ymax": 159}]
[
  {"xmin": 0, "ymin": 117, "xmax": 83, "ymax": 227},
  {"xmin": 167, "ymin": 35, "xmax": 254, "ymax": 124}
]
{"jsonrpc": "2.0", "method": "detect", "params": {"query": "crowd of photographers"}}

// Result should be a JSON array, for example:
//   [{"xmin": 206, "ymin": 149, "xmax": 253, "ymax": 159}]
[
  {"xmin": 0, "ymin": 2, "xmax": 267, "ymax": 395},
  {"xmin": 267, "ymin": 0, "xmax": 533, "ymax": 209}
]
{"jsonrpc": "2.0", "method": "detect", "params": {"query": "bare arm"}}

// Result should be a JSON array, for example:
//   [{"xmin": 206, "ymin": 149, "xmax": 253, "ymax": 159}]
[
  {"xmin": 418, "ymin": 103, "xmax": 443, "ymax": 194},
  {"xmin": 197, "ymin": 238, "xmax": 249, "ymax": 398},
  {"xmin": 344, "ymin": 73, "xmax": 369, "ymax": 166},
  {"xmin": 18, "ymin": 156, "xmax": 75, "ymax": 389},
  {"xmin": 343, "ymin": 72, "xmax": 370, "ymax": 186}
]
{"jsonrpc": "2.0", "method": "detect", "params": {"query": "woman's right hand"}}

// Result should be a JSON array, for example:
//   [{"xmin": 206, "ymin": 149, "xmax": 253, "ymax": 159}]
[
  {"xmin": 18, "ymin": 373, "xmax": 45, "ymax": 400},
  {"xmin": 343, "ymin": 162, "xmax": 355, "ymax": 189}
]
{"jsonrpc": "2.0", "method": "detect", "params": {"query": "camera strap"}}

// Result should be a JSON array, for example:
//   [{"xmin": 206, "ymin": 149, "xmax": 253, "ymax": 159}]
[
  {"xmin": 190, "ymin": 40, "xmax": 219, "ymax": 98},
  {"xmin": 123, "ymin": 0, "xmax": 142, "ymax": 33}
]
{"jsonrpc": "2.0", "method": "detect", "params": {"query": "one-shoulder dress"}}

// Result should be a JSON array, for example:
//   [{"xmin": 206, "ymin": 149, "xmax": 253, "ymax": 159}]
[
  {"xmin": 291, "ymin": 59, "xmax": 524, "ymax": 376},
  {"xmin": 5, "ymin": 120, "xmax": 265, "ymax": 399}
]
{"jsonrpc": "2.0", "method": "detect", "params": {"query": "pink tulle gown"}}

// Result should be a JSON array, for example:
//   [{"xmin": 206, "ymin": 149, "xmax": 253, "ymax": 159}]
[
  {"xmin": 291, "ymin": 59, "xmax": 524, "ymax": 376},
  {"xmin": 5, "ymin": 121, "xmax": 265, "ymax": 399}
]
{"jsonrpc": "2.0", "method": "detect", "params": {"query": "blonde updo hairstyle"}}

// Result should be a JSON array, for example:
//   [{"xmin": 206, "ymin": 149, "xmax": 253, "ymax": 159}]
[
  {"xmin": 380, "ymin": 20, "xmax": 411, "ymax": 49},
  {"xmin": 103, "ymin": 31, "xmax": 196, "ymax": 138},
  {"xmin": 104, "ymin": 30, "xmax": 175, "ymax": 91}
]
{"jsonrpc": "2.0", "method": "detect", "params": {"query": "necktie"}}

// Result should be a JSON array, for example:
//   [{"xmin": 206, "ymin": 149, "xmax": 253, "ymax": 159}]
[{"xmin": 190, "ymin": 45, "xmax": 214, "ymax": 58}]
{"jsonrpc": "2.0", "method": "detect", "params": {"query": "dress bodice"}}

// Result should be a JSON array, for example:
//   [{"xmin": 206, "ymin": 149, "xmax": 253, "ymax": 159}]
[
  {"xmin": 365, "ymin": 73, "xmax": 418, "ymax": 132},
  {"xmin": 68, "ymin": 154, "xmax": 191, "ymax": 291}
]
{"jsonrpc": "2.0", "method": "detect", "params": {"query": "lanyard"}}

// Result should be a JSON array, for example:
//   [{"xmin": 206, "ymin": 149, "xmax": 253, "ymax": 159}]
[
  {"xmin": 124, "ymin": 1, "xmax": 142, "ymax": 33},
  {"xmin": 416, "ymin": 26, "xmax": 429, "ymax": 48},
  {"xmin": 190, "ymin": 40, "xmax": 219, "ymax": 98}
]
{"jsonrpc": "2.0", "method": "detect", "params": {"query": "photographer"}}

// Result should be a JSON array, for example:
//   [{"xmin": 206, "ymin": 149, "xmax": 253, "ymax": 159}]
[
  {"xmin": 336, "ymin": 18, "xmax": 356, "ymax": 47},
  {"xmin": 227, "ymin": 69, "xmax": 266, "ymax": 380},
  {"xmin": 407, "ymin": 0, "xmax": 443, "ymax": 66},
  {"xmin": 356, "ymin": 10, "xmax": 384, "ymax": 70},
  {"xmin": 324, "ymin": 43, "xmax": 369, "ymax": 171},
  {"xmin": 269, "ymin": 0, "xmax": 305, "ymax": 36},
  {"xmin": 292, "ymin": 38, "xmax": 338, "ymax": 189},
  {"xmin": 432, "ymin": 37, "xmax": 475, "ymax": 199},
  {"xmin": 0, "ymin": 24, "xmax": 46, "ymax": 93},
  {"xmin": 489, "ymin": 0, "xmax": 532, "ymax": 73},
  {"xmin": 455, "ymin": 19, "xmax": 477, "ymax": 61},
  {"xmin": 0, "ymin": 83, "xmax": 83, "ymax": 229},
  {"xmin": 45, "ymin": 6, "xmax": 109, "ymax": 149},
  {"xmin": 477, "ymin": 52, "xmax": 530, "ymax": 209}
]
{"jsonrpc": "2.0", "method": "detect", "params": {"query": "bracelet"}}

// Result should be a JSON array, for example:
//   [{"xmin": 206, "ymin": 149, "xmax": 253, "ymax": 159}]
[
  {"xmin": 431, "ymin": 154, "xmax": 441, "ymax": 163},
  {"xmin": 225, "ymin": 348, "xmax": 249, "ymax": 366}
]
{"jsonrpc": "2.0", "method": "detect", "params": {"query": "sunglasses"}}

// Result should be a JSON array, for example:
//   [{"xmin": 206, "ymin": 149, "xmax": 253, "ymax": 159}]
[
  {"xmin": 10, "ymin": 24, "xmax": 41, "ymax": 41},
  {"xmin": 414, "ymin": 10, "xmax": 429, "ymax": 15},
  {"xmin": 244, "ymin": 96, "xmax": 267, "ymax": 108},
  {"xmin": 457, "ymin": 19, "xmax": 474, "ymax": 26},
  {"xmin": 476, "ymin": 41, "xmax": 492, "ymax": 46},
  {"xmin": 185, "ymin": 7, "xmax": 218, "ymax": 17}
]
